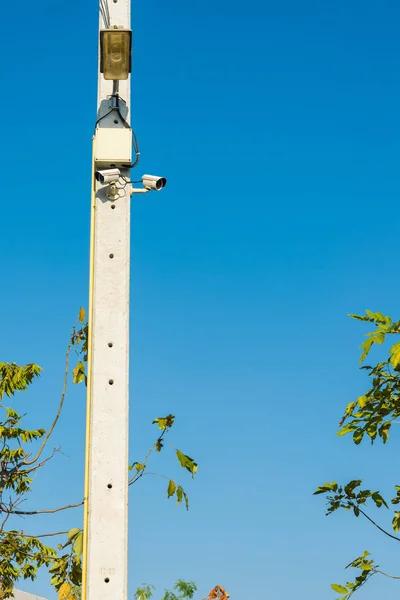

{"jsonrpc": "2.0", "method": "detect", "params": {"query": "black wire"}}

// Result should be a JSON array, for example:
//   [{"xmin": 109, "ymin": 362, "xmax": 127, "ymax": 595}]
[
  {"xmin": 93, "ymin": 94, "xmax": 141, "ymax": 168},
  {"xmin": 93, "ymin": 107, "xmax": 118, "ymax": 132},
  {"xmin": 120, "ymin": 176, "xmax": 142, "ymax": 185}
]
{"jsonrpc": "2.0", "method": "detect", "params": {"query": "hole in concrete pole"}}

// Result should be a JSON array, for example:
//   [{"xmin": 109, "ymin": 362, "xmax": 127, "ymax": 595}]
[
  {"xmin": 107, "ymin": 483, "xmax": 112, "ymax": 489},
  {"xmin": 111, "ymin": 204, "xmax": 116, "ymax": 210},
  {"xmin": 108, "ymin": 342, "xmax": 113, "ymax": 348},
  {"xmin": 109, "ymin": 379, "xmax": 114, "ymax": 385},
  {"xmin": 109, "ymin": 253, "xmax": 114, "ymax": 259},
  {"xmin": 105, "ymin": 578, "xmax": 110, "ymax": 583}
]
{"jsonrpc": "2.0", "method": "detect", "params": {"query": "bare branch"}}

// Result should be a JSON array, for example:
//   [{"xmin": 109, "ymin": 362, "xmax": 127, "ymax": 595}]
[
  {"xmin": 1, "ymin": 501, "xmax": 83, "ymax": 516},
  {"xmin": 128, "ymin": 471, "xmax": 169, "ymax": 486},
  {"xmin": 375, "ymin": 569, "xmax": 400, "ymax": 580},
  {"xmin": 351, "ymin": 504, "xmax": 400, "ymax": 542},
  {"xmin": 24, "ymin": 446, "xmax": 60, "ymax": 474},
  {"xmin": 0, "ymin": 507, "xmax": 11, "ymax": 531},
  {"xmin": 24, "ymin": 341, "xmax": 72, "ymax": 466},
  {"xmin": 3, "ymin": 529, "xmax": 70, "ymax": 539},
  {"xmin": 128, "ymin": 428, "xmax": 170, "ymax": 486}
]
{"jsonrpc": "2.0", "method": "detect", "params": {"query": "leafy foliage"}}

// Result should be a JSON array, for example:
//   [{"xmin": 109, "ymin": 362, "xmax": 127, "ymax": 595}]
[
  {"xmin": 330, "ymin": 551, "xmax": 378, "ymax": 599},
  {"xmin": 0, "ymin": 363, "xmax": 42, "ymax": 401},
  {"xmin": 134, "ymin": 584, "xmax": 155, "ymax": 600},
  {"xmin": 314, "ymin": 480, "xmax": 388, "ymax": 517},
  {"xmin": 134, "ymin": 580, "xmax": 198, "ymax": 600},
  {"xmin": 0, "ymin": 533, "xmax": 57, "ymax": 600},
  {"xmin": 129, "ymin": 415, "xmax": 196, "ymax": 510},
  {"xmin": 316, "ymin": 310, "xmax": 400, "ymax": 597}
]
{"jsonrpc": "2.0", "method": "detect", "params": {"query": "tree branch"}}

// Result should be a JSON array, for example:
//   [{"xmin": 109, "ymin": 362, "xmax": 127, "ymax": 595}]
[
  {"xmin": 3, "ymin": 529, "xmax": 70, "ymax": 539},
  {"xmin": 1, "ymin": 501, "xmax": 83, "ymax": 516},
  {"xmin": 0, "ymin": 507, "xmax": 11, "ymax": 531},
  {"xmin": 24, "ymin": 446, "xmax": 60, "ymax": 474},
  {"xmin": 24, "ymin": 341, "xmax": 71, "ymax": 466},
  {"xmin": 352, "ymin": 504, "xmax": 400, "ymax": 542},
  {"xmin": 128, "ymin": 471, "xmax": 169, "ymax": 486},
  {"xmin": 375, "ymin": 569, "xmax": 400, "ymax": 580},
  {"xmin": 128, "ymin": 428, "xmax": 169, "ymax": 485}
]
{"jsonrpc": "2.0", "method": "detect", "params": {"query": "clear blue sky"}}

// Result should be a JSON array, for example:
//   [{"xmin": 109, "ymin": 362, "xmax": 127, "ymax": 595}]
[{"xmin": 2, "ymin": 0, "xmax": 400, "ymax": 598}]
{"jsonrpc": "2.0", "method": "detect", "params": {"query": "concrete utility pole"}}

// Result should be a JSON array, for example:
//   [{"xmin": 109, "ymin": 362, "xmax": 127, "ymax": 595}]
[
  {"xmin": 82, "ymin": 1, "xmax": 132, "ymax": 600},
  {"xmin": 82, "ymin": 3, "xmax": 166, "ymax": 600}
]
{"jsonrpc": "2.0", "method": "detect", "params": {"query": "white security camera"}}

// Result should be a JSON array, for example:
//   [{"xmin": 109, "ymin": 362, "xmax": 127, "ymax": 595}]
[
  {"xmin": 142, "ymin": 174, "xmax": 167, "ymax": 191},
  {"xmin": 95, "ymin": 168, "xmax": 121, "ymax": 184}
]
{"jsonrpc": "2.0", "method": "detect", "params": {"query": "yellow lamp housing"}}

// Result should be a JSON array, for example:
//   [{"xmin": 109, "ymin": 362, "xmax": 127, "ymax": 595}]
[{"xmin": 100, "ymin": 28, "xmax": 132, "ymax": 81}]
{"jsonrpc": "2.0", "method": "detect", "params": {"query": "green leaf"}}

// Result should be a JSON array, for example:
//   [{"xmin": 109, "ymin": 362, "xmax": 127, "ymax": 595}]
[
  {"xmin": 176, "ymin": 449, "xmax": 198, "ymax": 476},
  {"xmin": 344, "ymin": 480, "xmax": 362, "ymax": 495},
  {"xmin": 152, "ymin": 414, "xmax": 175, "ymax": 430},
  {"xmin": 72, "ymin": 361, "xmax": 85, "ymax": 384},
  {"xmin": 337, "ymin": 424, "xmax": 356, "ymax": 436},
  {"xmin": 369, "ymin": 331, "xmax": 385, "ymax": 344},
  {"xmin": 72, "ymin": 532, "xmax": 83, "ymax": 557},
  {"xmin": 176, "ymin": 485, "xmax": 189, "ymax": 510},
  {"xmin": 390, "ymin": 342, "xmax": 400, "ymax": 368},
  {"xmin": 357, "ymin": 396, "xmax": 368, "ymax": 408},
  {"xmin": 167, "ymin": 480, "xmax": 176, "ymax": 498},
  {"xmin": 380, "ymin": 423, "xmax": 391, "ymax": 444},
  {"xmin": 67, "ymin": 528, "xmax": 81, "ymax": 543},
  {"xmin": 371, "ymin": 492, "xmax": 387, "ymax": 508},
  {"xmin": 353, "ymin": 429, "xmax": 364, "ymax": 445},
  {"xmin": 360, "ymin": 339, "xmax": 374, "ymax": 363},
  {"xmin": 313, "ymin": 482, "xmax": 338, "ymax": 495},
  {"xmin": 331, "ymin": 583, "xmax": 348, "ymax": 594},
  {"xmin": 392, "ymin": 512, "xmax": 400, "ymax": 533},
  {"xmin": 135, "ymin": 463, "xmax": 146, "ymax": 473},
  {"xmin": 134, "ymin": 584, "xmax": 155, "ymax": 600},
  {"xmin": 366, "ymin": 423, "xmax": 377, "ymax": 440},
  {"xmin": 359, "ymin": 563, "xmax": 372, "ymax": 571}
]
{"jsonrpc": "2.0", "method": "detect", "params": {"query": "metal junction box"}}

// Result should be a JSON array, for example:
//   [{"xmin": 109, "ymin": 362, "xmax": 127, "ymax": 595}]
[{"xmin": 95, "ymin": 128, "xmax": 132, "ymax": 166}]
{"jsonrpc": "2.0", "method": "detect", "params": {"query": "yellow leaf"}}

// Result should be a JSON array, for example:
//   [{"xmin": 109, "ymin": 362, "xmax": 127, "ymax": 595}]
[
  {"xmin": 58, "ymin": 582, "xmax": 72, "ymax": 600},
  {"xmin": 358, "ymin": 396, "xmax": 368, "ymax": 408},
  {"xmin": 345, "ymin": 401, "xmax": 356, "ymax": 415},
  {"xmin": 390, "ymin": 342, "xmax": 400, "ymax": 368},
  {"xmin": 79, "ymin": 307, "xmax": 86, "ymax": 323}
]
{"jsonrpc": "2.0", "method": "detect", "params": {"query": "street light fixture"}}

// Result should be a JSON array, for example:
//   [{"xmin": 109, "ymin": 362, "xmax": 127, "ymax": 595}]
[{"xmin": 100, "ymin": 28, "xmax": 132, "ymax": 80}]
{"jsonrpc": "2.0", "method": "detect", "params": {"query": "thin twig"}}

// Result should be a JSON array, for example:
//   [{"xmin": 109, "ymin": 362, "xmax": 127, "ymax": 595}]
[
  {"xmin": 0, "ymin": 506, "xmax": 11, "ymax": 530},
  {"xmin": 128, "ymin": 428, "xmax": 169, "ymax": 485},
  {"xmin": 1, "ymin": 501, "xmax": 83, "ymax": 516},
  {"xmin": 353, "ymin": 504, "xmax": 400, "ymax": 542},
  {"xmin": 128, "ymin": 471, "xmax": 169, "ymax": 486},
  {"xmin": 2, "ymin": 529, "xmax": 70, "ymax": 539},
  {"xmin": 24, "ymin": 341, "xmax": 72, "ymax": 466},
  {"xmin": 24, "ymin": 446, "xmax": 60, "ymax": 474},
  {"xmin": 375, "ymin": 569, "xmax": 400, "ymax": 580}
]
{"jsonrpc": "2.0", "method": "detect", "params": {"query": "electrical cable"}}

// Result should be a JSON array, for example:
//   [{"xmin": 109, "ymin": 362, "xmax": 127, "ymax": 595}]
[
  {"xmin": 99, "ymin": 5, "xmax": 108, "ymax": 27},
  {"xmin": 100, "ymin": 0, "xmax": 110, "ymax": 27},
  {"xmin": 103, "ymin": 0, "xmax": 111, "ymax": 27},
  {"xmin": 93, "ymin": 107, "xmax": 118, "ymax": 132},
  {"xmin": 93, "ymin": 94, "xmax": 141, "ymax": 169}
]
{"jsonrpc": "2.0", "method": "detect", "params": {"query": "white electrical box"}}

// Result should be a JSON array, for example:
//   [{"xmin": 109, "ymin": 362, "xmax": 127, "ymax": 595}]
[{"xmin": 95, "ymin": 128, "xmax": 132, "ymax": 166}]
